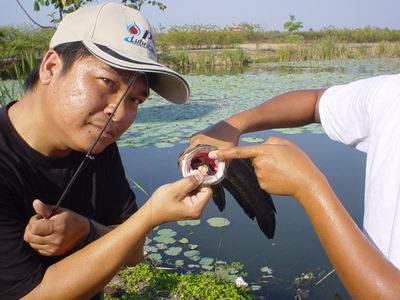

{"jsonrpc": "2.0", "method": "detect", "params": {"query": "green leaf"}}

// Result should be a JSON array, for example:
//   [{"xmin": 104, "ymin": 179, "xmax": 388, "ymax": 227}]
[
  {"xmin": 177, "ymin": 220, "xmax": 201, "ymax": 226},
  {"xmin": 207, "ymin": 217, "xmax": 230, "ymax": 227},
  {"xmin": 199, "ymin": 257, "xmax": 214, "ymax": 265},
  {"xmin": 34, "ymin": 1, "xmax": 40, "ymax": 11},
  {"xmin": 157, "ymin": 229, "xmax": 177, "ymax": 237},
  {"xmin": 153, "ymin": 235, "xmax": 176, "ymax": 244},
  {"xmin": 164, "ymin": 247, "xmax": 182, "ymax": 256},
  {"xmin": 183, "ymin": 250, "xmax": 200, "ymax": 258},
  {"xmin": 147, "ymin": 253, "xmax": 162, "ymax": 262}
]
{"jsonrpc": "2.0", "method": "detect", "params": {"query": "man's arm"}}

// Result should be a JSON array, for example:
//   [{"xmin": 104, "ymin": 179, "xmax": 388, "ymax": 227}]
[
  {"xmin": 212, "ymin": 138, "xmax": 400, "ymax": 299},
  {"xmin": 22, "ymin": 173, "xmax": 211, "ymax": 299},
  {"xmin": 189, "ymin": 89, "xmax": 326, "ymax": 149}
]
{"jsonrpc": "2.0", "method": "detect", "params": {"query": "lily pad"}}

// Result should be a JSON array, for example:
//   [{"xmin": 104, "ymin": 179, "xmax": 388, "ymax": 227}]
[
  {"xmin": 207, "ymin": 217, "xmax": 231, "ymax": 227},
  {"xmin": 156, "ymin": 243, "xmax": 167, "ymax": 250},
  {"xmin": 261, "ymin": 266, "xmax": 273, "ymax": 274},
  {"xmin": 199, "ymin": 257, "xmax": 214, "ymax": 265},
  {"xmin": 157, "ymin": 229, "xmax": 177, "ymax": 237},
  {"xmin": 188, "ymin": 264, "xmax": 200, "ymax": 269},
  {"xmin": 154, "ymin": 235, "xmax": 176, "ymax": 244},
  {"xmin": 154, "ymin": 142, "xmax": 175, "ymax": 148},
  {"xmin": 147, "ymin": 253, "xmax": 162, "ymax": 262},
  {"xmin": 177, "ymin": 220, "xmax": 201, "ymax": 226},
  {"xmin": 201, "ymin": 265, "xmax": 214, "ymax": 271},
  {"xmin": 164, "ymin": 247, "xmax": 183, "ymax": 256},
  {"xmin": 184, "ymin": 250, "xmax": 201, "ymax": 258},
  {"xmin": 178, "ymin": 238, "xmax": 189, "ymax": 244},
  {"xmin": 144, "ymin": 246, "xmax": 158, "ymax": 253},
  {"xmin": 250, "ymin": 285, "xmax": 262, "ymax": 291},
  {"xmin": 188, "ymin": 244, "xmax": 198, "ymax": 250},
  {"xmin": 175, "ymin": 260, "xmax": 185, "ymax": 267},
  {"xmin": 144, "ymin": 237, "xmax": 152, "ymax": 245},
  {"xmin": 189, "ymin": 255, "xmax": 201, "ymax": 262},
  {"xmin": 241, "ymin": 137, "xmax": 264, "ymax": 143}
]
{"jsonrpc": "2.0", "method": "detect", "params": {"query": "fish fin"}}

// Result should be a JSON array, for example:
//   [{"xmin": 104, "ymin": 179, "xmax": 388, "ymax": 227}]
[
  {"xmin": 211, "ymin": 184, "xmax": 226, "ymax": 212},
  {"xmin": 224, "ymin": 158, "xmax": 277, "ymax": 238}
]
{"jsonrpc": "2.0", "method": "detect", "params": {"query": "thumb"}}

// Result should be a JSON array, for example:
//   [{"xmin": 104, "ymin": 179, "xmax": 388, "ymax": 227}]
[
  {"xmin": 265, "ymin": 136, "xmax": 292, "ymax": 146},
  {"xmin": 32, "ymin": 199, "xmax": 54, "ymax": 219},
  {"xmin": 174, "ymin": 171, "xmax": 204, "ymax": 196}
]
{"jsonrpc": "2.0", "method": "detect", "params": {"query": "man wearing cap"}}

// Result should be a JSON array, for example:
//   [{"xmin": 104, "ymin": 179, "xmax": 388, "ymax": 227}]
[
  {"xmin": 0, "ymin": 3, "xmax": 211, "ymax": 299},
  {"xmin": 190, "ymin": 75, "xmax": 400, "ymax": 298}
]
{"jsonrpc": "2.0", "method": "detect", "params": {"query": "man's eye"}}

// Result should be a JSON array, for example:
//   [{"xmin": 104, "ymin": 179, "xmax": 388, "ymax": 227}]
[
  {"xmin": 101, "ymin": 78, "xmax": 116, "ymax": 89},
  {"xmin": 130, "ymin": 98, "xmax": 142, "ymax": 105}
]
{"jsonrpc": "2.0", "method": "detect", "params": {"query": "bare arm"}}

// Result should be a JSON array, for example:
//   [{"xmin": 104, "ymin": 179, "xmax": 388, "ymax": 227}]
[
  {"xmin": 22, "ymin": 173, "xmax": 212, "ymax": 299},
  {"xmin": 225, "ymin": 89, "xmax": 325, "ymax": 133},
  {"xmin": 212, "ymin": 138, "xmax": 400, "ymax": 299},
  {"xmin": 189, "ymin": 89, "xmax": 326, "ymax": 149}
]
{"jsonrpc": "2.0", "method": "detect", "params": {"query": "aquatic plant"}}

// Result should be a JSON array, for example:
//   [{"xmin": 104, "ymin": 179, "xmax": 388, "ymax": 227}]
[{"xmin": 104, "ymin": 262, "xmax": 254, "ymax": 299}]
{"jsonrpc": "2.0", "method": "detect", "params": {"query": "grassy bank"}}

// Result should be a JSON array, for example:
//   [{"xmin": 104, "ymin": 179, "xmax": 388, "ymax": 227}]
[{"xmin": 1, "ymin": 25, "xmax": 400, "ymax": 78}]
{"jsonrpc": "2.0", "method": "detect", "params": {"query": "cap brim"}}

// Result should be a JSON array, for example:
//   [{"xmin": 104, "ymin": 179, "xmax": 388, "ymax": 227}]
[{"xmin": 83, "ymin": 41, "xmax": 190, "ymax": 104}]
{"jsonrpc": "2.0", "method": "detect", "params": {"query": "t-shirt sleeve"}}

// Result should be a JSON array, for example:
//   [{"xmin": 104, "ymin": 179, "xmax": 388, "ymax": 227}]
[
  {"xmin": 0, "ymin": 179, "xmax": 45, "ymax": 299},
  {"xmin": 102, "ymin": 144, "xmax": 138, "ymax": 225}
]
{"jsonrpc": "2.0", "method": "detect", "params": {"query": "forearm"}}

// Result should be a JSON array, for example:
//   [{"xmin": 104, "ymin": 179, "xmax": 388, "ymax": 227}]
[
  {"xmin": 299, "ymin": 178, "xmax": 400, "ymax": 299},
  {"xmin": 225, "ymin": 89, "xmax": 325, "ymax": 134},
  {"xmin": 23, "ymin": 205, "xmax": 153, "ymax": 300}
]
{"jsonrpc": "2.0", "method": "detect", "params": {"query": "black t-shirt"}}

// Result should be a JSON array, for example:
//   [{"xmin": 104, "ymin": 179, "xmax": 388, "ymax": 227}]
[{"xmin": 0, "ymin": 102, "xmax": 137, "ymax": 298}]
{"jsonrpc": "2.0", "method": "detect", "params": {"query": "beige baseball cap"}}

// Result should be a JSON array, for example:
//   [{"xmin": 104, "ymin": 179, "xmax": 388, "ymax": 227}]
[{"xmin": 50, "ymin": 2, "xmax": 189, "ymax": 104}]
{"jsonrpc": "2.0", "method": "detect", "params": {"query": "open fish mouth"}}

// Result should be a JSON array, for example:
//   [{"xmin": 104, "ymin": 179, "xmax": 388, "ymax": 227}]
[{"xmin": 179, "ymin": 144, "xmax": 226, "ymax": 185}]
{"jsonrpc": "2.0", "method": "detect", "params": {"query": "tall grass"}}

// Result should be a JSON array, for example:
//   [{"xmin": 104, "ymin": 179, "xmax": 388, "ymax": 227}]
[
  {"xmin": 275, "ymin": 39, "xmax": 400, "ymax": 62},
  {"xmin": 0, "ymin": 51, "xmax": 38, "ymax": 106}
]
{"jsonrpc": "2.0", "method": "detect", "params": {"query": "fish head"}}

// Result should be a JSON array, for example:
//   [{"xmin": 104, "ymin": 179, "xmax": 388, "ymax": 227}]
[{"xmin": 178, "ymin": 144, "xmax": 226, "ymax": 185}]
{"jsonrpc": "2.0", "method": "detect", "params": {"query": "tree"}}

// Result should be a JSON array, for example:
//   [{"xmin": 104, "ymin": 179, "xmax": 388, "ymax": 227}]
[
  {"xmin": 31, "ymin": 0, "xmax": 166, "ymax": 25},
  {"xmin": 283, "ymin": 15, "xmax": 303, "ymax": 32}
]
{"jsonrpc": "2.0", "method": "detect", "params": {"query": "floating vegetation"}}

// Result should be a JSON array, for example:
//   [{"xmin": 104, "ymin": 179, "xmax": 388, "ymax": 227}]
[
  {"xmin": 207, "ymin": 217, "xmax": 231, "ymax": 227},
  {"xmin": 157, "ymin": 228, "xmax": 177, "ymax": 237},
  {"xmin": 178, "ymin": 238, "xmax": 189, "ymax": 244},
  {"xmin": 241, "ymin": 137, "xmax": 265, "ymax": 143},
  {"xmin": 153, "ymin": 235, "xmax": 176, "ymax": 244},
  {"xmin": 183, "ymin": 250, "xmax": 201, "ymax": 258},
  {"xmin": 115, "ymin": 58, "xmax": 400, "ymax": 150},
  {"xmin": 164, "ymin": 247, "xmax": 183, "ymax": 256},
  {"xmin": 177, "ymin": 219, "xmax": 201, "ymax": 226},
  {"xmin": 260, "ymin": 266, "xmax": 273, "ymax": 274}
]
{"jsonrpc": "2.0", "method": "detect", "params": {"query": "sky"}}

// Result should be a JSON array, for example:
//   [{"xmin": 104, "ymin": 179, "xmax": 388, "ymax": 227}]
[{"xmin": 2, "ymin": 0, "xmax": 400, "ymax": 31}]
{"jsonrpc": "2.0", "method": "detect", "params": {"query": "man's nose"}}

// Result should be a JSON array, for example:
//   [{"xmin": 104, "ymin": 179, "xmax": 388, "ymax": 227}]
[{"xmin": 103, "ymin": 101, "xmax": 126, "ymax": 122}]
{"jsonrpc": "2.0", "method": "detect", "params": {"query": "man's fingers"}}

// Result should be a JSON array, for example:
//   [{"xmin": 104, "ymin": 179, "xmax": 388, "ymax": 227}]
[
  {"xmin": 32, "ymin": 199, "xmax": 54, "ymax": 219},
  {"xmin": 29, "ymin": 218, "xmax": 54, "ymax": 236},
  {"xmin": 174, "ymin": 170, "xmax": 204, "ymax": 196},
  {"xmin": 209, "ymin": 145, "xmax": 262, "ymax": 161}
]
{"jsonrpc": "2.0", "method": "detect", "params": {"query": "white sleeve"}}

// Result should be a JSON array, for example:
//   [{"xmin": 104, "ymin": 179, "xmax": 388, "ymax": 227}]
[{"xmin": 319, "ymin": 74, "xmax": 400, "ymax": 153}]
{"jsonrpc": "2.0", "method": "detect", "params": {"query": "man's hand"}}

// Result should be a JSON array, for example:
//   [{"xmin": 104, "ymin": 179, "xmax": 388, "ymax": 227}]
[
  {"xmin": 143, "ymin": 171, "xmax": 212, "ymax": 226},
  {"xmin": 188, "ymin": 120, "xmax": 242, "ymax": 151},
  {"xmin": 209, "ymin": 136, "xmax": 327, "ymax": 202},
  {"xmin": 24, "ymin": 200, "xmax": 90, "ymax": 256}
]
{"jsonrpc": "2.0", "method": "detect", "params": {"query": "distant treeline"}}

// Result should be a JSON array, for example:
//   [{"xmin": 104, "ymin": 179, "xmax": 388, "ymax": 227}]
[
  {"xmin": 1, "ymin": 24, "xmax": 400, "ymax": 78},
  {"xmin": 2, "ymin": 24, "xmax": 400, "ymax": 58},
  {"xmin": 156, "ymin": 24, "xmax": 400, "ymax": 49}
]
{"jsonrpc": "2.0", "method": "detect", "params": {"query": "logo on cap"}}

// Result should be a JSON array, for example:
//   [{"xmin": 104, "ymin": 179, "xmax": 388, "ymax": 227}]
[{"xmin": 124, "ymin": 21, "xmax": 155, "ymax": 55}]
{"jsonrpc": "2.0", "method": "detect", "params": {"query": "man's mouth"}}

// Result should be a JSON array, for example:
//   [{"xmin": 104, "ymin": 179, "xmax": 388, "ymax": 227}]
[{"xmin": 89, "ymin": 123, "xmax": 116, "ymax": 139}]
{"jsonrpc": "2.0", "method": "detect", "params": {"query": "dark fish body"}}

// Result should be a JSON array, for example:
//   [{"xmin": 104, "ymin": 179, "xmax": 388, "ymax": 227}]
[
  {"xmin": 212, "ymin": 158, "xmax": 276, "ymax": 239},
  {"xmin": 179, "ymin": 144, "xmax": 277, "ymax": 239}
]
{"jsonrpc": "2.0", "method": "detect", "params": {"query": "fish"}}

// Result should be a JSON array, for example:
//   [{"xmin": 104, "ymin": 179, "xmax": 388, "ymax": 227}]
[{"xmin": 178, "ymin": 144, "xmax": 276, "ymax": 239}]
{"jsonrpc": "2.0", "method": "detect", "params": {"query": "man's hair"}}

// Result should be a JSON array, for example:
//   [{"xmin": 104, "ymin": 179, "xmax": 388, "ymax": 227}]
[{"xmin": 24, "ymin": 42, "xmax": 92, "ymax": 92}]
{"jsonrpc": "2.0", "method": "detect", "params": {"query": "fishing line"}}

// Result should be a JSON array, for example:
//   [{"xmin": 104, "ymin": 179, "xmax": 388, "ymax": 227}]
[{"xmin": 50, "ymin": 72, "xmax": 141, "ymax": 217}]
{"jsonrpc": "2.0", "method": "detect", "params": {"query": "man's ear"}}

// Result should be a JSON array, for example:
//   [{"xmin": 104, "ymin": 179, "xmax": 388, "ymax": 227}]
[{"xmin": 39, "ymin": 50, "xmax": 62, "ymax": 85}]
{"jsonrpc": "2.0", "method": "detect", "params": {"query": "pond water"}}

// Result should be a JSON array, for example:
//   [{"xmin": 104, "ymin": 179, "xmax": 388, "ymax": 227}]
[{"xmin": 118, "ymin": 58, "xmax": 400, "ymax": 299}]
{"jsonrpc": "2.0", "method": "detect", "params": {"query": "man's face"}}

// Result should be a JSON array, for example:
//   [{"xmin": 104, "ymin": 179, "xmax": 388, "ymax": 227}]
[{"xmin": 45, "ymin": 55, "xmax": 148, "ymax": 154}]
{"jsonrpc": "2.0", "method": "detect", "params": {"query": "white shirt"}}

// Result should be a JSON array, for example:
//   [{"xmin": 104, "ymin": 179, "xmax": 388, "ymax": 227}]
[{"xmin": 319, "ymin": 74, "xmax": 400, "ymax": 269}]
